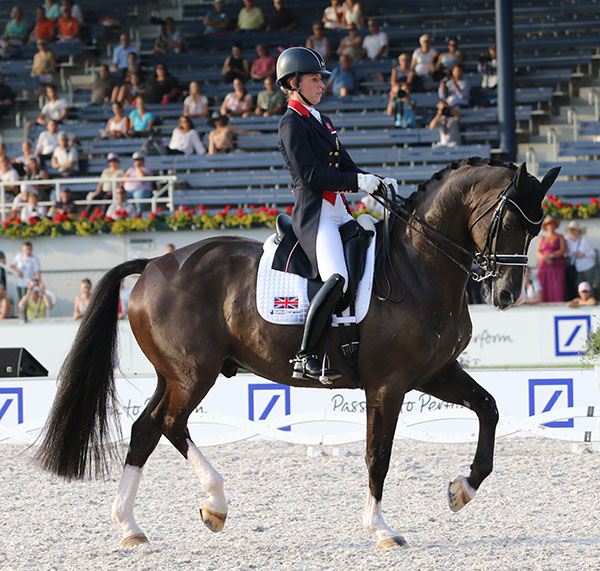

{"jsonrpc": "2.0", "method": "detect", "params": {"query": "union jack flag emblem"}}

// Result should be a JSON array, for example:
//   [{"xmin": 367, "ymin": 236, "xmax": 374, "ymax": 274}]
[{"xmin": 274, "ymin": 296, "xmax": 299, "ymax": 309}]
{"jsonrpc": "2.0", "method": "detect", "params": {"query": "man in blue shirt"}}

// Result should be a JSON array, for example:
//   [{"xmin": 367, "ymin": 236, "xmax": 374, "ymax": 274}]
[
  {"xmin": 323, "ymin": 55, "xmax": 360, "ymax": 97},
  {"xmin": 112, "ymin": 34, "xmax": 139, "ymax": 72}
]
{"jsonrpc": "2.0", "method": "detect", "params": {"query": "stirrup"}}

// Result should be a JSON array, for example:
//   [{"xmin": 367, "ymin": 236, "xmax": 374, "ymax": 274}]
[{"xmin": 290, "ymin": 353, "xmax": 340, "ymax": 385}]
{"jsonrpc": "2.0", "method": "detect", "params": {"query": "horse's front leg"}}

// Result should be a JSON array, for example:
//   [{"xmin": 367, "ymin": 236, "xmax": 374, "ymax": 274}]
[
  {"xmin": 363, "ymin": 387, "xmax": 407, "ymax": 549},
  {"xmin": 421, "ymin": 360, "xmax": 499, "ymax": 512}
]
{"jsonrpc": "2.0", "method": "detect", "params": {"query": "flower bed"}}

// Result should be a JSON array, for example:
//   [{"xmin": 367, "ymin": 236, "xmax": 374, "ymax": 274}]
[{"xmin": 542, "ymin": 195, "xmax": 600, "ymax": 220}]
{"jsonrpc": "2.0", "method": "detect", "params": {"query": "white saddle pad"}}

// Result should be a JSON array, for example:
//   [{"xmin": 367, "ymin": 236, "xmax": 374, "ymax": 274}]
[{"xmin": 256, "ymin": 215, "xmax": 377, "ymax": 326}]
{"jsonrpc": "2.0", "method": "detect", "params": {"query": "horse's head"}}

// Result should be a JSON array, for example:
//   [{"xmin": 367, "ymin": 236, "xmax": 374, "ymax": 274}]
[{"xmin": 473, "ymin": 162, "xmax": 560, "ymax": 309}]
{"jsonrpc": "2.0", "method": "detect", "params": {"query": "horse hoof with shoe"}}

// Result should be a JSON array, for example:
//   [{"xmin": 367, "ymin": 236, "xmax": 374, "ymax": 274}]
[
  {"xmin": 200, "ymin": 505, "xmax": 228, "ymax": 532},
  {"xmin": 120, "ymin": 533, "xmax": 148, "ymax": 548},
  {"xmin": 448, "ymin": 475, "xmax": 477, "ymax": 512}
]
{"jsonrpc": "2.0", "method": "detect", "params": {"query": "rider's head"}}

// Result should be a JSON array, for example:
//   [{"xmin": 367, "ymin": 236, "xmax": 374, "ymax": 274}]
[{"xmin": 276, "ymin": 47, "xmax": 331, "ymax": 106}]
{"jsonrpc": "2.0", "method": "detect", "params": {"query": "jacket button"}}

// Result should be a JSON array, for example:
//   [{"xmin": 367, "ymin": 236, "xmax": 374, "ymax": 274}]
[
  {"xmin": 329, "ymin": 151, "xmax": 333, "ymax": 156},
  {"xmin": 328, "ymin": 162, "xmax": 332, "ymax": 166},
  {"xmin": 334, "ymin": 151, "xmax": 339, "ymax": 156},
  {"xmin": 335, "ymin": 163, "xmax": 339, "ymax": 168}
]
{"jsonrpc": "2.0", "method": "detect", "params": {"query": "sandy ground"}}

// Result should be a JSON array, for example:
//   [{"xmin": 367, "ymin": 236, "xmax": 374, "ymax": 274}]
[{"xmin": 0, "ymin": 437, "xmax": 599, "ymax": 570}]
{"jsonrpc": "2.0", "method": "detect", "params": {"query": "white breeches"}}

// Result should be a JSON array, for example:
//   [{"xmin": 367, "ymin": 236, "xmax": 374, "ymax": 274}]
[{"xmin": 316, "ymin": 195, "xmax": 353, "ymax": 292}]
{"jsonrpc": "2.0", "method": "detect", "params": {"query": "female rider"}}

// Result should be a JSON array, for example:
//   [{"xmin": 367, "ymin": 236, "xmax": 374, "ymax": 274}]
[{"xmin": 274, "ymin": 46, "xmax": 397, "ymax": 382}]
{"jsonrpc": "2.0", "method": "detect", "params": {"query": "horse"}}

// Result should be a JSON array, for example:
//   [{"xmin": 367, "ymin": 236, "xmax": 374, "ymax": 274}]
[{"xmin": 36, "ymin": 158, "xmax": 560, "ymax": 549}]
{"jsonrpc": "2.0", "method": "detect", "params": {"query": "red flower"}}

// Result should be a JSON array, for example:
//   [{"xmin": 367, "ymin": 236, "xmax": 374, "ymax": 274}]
[
  {"xmin": 93, "ymin": 207, "xmax": 102, "ymax": 214},
  {"xmin": 198, "ymin": 204, "xmax": 205, "ymax": 211},
  {"xmin": 556, "ymin": 201, "xmax": 563, "ymax": 208},
  {"xmin": 566, "ymin": 202, "xmax": 573, "ymax": 208},
  {"xmin": 237, "ymin": 207, "xmax": 244, "ymax": 215},
  {"xmin": 189, "ymin": 209, "xmax": 196, "ymax": 215},
  {"xmin": 14, "ymin": 218, "xmax": 21, "ymax": 224},
  {"xmin": 149, "ymin": 212, "xmax": 157, "ymax": 219},
  {"xmin": 7, "ymin": 217, "xmax": 14, "ymax": 223},
  {"xmin": 547, "ymin": 194, "xmax": 554, "ymax": 202},
  {"xmin": 259, "ymin": 205, "xmax": 267, "ymax": 213},
  {"xmin": 105, "ymin": 216, "xmax": 114, "ymax": 223},
  {"xmin": 80, "ymin": 211, "xmax": 89, "ymax": 218},
  {"xmin": 53, "ymin": 215, "xmax": 62, "ymax": 223},
  {"xmin": 2, "ymin": 221, "xmax": 8, "ymax": 228},
  {"xmin": 135, "ymin": 213, "xmax": 141, "ymax": 219},
  {"xmin": 224, "ymin": 204, "xmax": 232, "ymax": 211},
  {"xmin": 90, "ymin": 215, "xmax": 96, "ymax": 222},
  {"xmin": 285, "ymin": 205, "xmax": 293, "ymax": 214},
  {"xmin": 591, "ymin": 197, "xmax": 598, "ymax": 205},
  {"xmin": 249, "ymin": 204, "xmax": 255, "ymax": 209},
  {"xmin": 182, "ymin": 205, "xmax": 189, "ymax": 211},
  {"xmin": 267, "ymin": 208, "xmax": 279, "ymax": 216},
  {"xmin": 30, "ymin": 218, "xmax": 38, "ymax": 225},
  {"xmin": 576, "ymin": 203, "xmax": 582, "ymax": 208},
  {"xmin": 157, "ymin": 206, "xmax": 163, "ymax": 212}
]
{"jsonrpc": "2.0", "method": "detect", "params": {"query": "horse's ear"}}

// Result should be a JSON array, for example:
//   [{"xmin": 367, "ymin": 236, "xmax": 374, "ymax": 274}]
[
  {"xmin": 540, "ymin": 166, "xmax": 561, "ymax": 193},
  {"xmin": 513, "ymin": 162, "xmax": 528, "ymax": 192}
]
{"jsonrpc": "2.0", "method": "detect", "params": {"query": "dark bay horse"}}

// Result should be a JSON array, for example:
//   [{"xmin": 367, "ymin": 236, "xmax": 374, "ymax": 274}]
[{"xmin": 36, "ymin": 158, "xmax": 559, "ymax": 549}]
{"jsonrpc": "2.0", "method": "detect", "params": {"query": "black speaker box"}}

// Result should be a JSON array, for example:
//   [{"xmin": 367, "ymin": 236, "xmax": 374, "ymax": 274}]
[{"xmin": 0, "ymin": 348, "xmax": 48, "ymax": 378}]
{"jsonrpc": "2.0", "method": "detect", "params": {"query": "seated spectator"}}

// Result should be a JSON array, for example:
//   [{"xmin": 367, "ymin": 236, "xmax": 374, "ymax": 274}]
[
  {"xmin": 478, "ymin": 44, "xmax": 497, "ymax": 89},
  {"xmin": 112, "ymin": 71, "xmax": 143, "ymax": 105},
  {"xmin": 128, "ymin": 97, "xmax": 155, "ymax": 137},
  {"xmin": 168, "ymin": 116, "xmax": 206, "ymax": 155},
  {"xmin": 208, "ymin": 112, "xmax": 244, "ymax": 154},
  {"xmin": 250, "ymin": 44, "xmax": 276, "ymax": 81},
  {"xmin": 51, "ymin": 132, "xmax": 78, "ymax": 176},
  {"xmin": 204, "ymin": 0, "xmax": 230, "ymax": 34},
  {"xmin": 21, "ymin": 192, "xmax": 47, "ymax": 221},
  {"xmin": 112, "ymin": 33, "xmax": 139, "ymax": 73},
  {"xmin": 0, "ymin": 156, "xmax": 19, "ymax": 196},
  {"xmin": 11, "ymin": 187, "xmax": 31, "ymax": 217},
  {"xmin": 24, "ymin": 157, "xmax": 50, "ymax": 200},
  {"xmin": 85, "ymin": 152, "xmax": 124, "ymax": 211},
  {"xmin": 98, "ymin": 101, "xmax": 129, "ymax": 138},
  {"xmin": 0, "ymin": 282, "xmax": 12, "ymax": 320},
  {"xmin": 0, "ymin": 73, "xmax": 15, "ymax": 117},
  {"xmin": 266, "ymin": 0, "xmax": 297, "ymax": 31},
  {"xmin": 1, "ymin": 6, "xmax": 28, "ymax": 55},
  {"xmin": 36, "ymin": 84, "xmax": 68, "ymax": 126},
  {"xmin": 391, "ymin": 53, "xmax": 412, "ymax": 92},
  {"xmin": 57, "ymin": 3, "xmax": 80, "ymax": 41},
  {"xmin": 85, "ymin": 64, "xmax": 116, "ymax": 105},
  {"xmin": 183, "ymin": 81, "xmax": 209, "ymax": 119},
  {"xmin": 220, "ymin": 78, "xmax": 253, "ymax": 117},
  {"xmin": 143, "ymin": 64, "xmax": 180, "ymax": 104},
  {"xmin": 322, "ymin": 0, "xmax": 343, "ymax": 30},
  {"xmin": 439, "ymin": 64, "xmax": 470, "ymax": 107},
  {"xmin": 18, "ymin": 278, "xmax": 53, "ymax": 320},
  {"xmin": 363, "ymin": 19, "xmax": 388, "ymax": 61},
  {"xmin": 323, "ymin": 54, "xmax": 361, "ymax": 97},
  {"xmin": 237, "ymin": 0, "xmax": 264, "ymax": 31},
  {"xmin": 109, "ymin": 187, "xmax": 138, "ymax": 218},
  {"xmin": 336, "ymin": 24, "xmax": 363, "ymax": 61},
  {"xmin": 63, "ymin": 0, "xmax": 83, "ymax": 25},
  {"xmin": 124, "ymin": 52, "xmax": 143, "ymax": 81},
  {"xmin": 306, "ymin": 21, "xmax": 331, "ymax": 62},
  {"xmin": 255, "ymin": 76, "xmax": 286, "ymax": 116},
  {"xmin": 121, "ymin": 152, "xmax": 152, "ymax": 212},
  {"xmin": 48, "ymin": 186, "xmax": 76, "ymax": 216},
  {"xmin": 31, "ymin": 39, "xmax": 56, "ymax": 85},
  {"xmin": 35, "ymin": 119, "xmax": 61, "ymax": 160},
  {"xmin": 14, "ymin": 141, "xmax": 39, "ymax": 175},
  {"xmin": 342, "ymin": 0, "xmax": 364, "ymax": 28},
  {"xmin": 386, "ymin": 82, "xmax": 416, "ymax": 128},
  {"xmin": 73, "ymin": 277, "xmax": 91, "ymax": 319},
  {"xmin": 522, "ymin": 267, "xmax": 542, "ymax": 304},
  {"xmin": 409, "ymin": 34, "xmax": 438, "ymax": 91},
  {"xmin": 428, "ymin": 101, "xmax": 461, "ymax": 147},
  {"xmin": 29, "ymin": 6, "xmax": 55, "ymax": 43},
  {"xmin": 567, "ymin": 281, "xmax": 597, "ymax": 307},
  {"xmin": 44, "ymin": 0, "xmax": 60, "ymax": 20},
  {"xmin": 436, "ymin": 38, "xmax": 463, "ymax": 79},
  {"xmin": 221, "ymin": 42, "xmax": 251, "ymax": 83},
  {"xmin": 153, "ymin": 17, "xmax": 184, "ymax": 54}
]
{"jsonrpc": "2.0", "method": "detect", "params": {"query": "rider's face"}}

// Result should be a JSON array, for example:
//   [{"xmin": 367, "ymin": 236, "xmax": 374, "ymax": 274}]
[{"xmin": 298, "ymin": 74, "xmax": 324, "ymax": 106}]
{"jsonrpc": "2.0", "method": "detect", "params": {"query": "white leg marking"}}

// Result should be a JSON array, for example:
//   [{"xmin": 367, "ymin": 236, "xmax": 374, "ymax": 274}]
[
  {"xmin": 187, "ymin": 438, "xmax": 227, "ymax": 514},
  {"xmin": 111, "ymin": 464, "xmax": 144, "ymax": 539},
  {"xmin": 362, "ymin": 491, "xmax": 405, "ymax": 547}
]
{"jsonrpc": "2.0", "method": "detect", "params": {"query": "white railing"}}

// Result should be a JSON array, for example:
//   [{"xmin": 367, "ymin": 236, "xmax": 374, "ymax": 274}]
[{"xmin": 0, "ymin": 175, "xmax": 176, "ymax": 221}]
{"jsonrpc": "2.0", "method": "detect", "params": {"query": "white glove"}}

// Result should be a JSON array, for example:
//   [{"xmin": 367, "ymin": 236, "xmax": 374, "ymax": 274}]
[
  {"xmin": 357, "ymin": 173, "xmax": 380, "ymax": 194},
  {"xmin": 382, "ymin": 177, "xmax": 398, "ymax": 193}
]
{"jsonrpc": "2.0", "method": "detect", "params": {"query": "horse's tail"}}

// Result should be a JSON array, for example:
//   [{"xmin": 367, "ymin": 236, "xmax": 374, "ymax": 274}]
[{"xmin": 35, "ymin": 258, "xmax": 150, "ymax": 480}]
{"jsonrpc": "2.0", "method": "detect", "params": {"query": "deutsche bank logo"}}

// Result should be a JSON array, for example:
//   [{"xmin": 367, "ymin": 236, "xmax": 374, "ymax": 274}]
[
  {"xmin": 553, "ymin": 315, "xmax": 591, "ymax": 356},
  {"xmin": 0, "ymin": 387, "xmax": 24, "ymax": 424},
  {"xmin": 248, "ymin": 383, "xmax": 291, "ymax": 431},
  {"xmin": 528, "ymin": 378, "xmax": 574, "ymax": 428}
]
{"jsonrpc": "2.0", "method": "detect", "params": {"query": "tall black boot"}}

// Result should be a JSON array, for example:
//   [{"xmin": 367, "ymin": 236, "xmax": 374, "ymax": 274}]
[{"xmin": 291, "ymin": 273, "xmax": 345, "ymax": 383}]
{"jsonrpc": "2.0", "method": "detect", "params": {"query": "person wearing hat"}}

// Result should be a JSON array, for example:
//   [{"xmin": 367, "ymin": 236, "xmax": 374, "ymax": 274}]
[
  {"xmin": 51, "ymin": 131, "xmax": 78, "ymax": 177},
  {"xmin": 565, "ymin": 220, "xmax": 597, "ymax": 299},
  {"xmin": 274, "ymin": 46, "xmax": 397, "ymax": 382},
  {"xmin": 566, "ymin": 281, "xmax": 597, "ymax": 308},
  {"xmin": 85, "ymin": 152, "xmax": 124, "ymax": 213},
  {"xmin": 207, "ymin": 111, "xmax": 259, "ymax": 154},
  {"xmin": 121, "ymin": 152, "xmax": 153, "ymax": 214},
  {"xmin": 49, "ymin": 186, "xmax": 76, "ymax": 217},
  {"xmin": 536, "ymin": 215, "xmax": 567, "ymax": 302}
]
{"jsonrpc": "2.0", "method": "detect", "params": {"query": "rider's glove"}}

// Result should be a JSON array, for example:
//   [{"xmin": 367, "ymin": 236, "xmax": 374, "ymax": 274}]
[
  {"xmin": 382, "ymin": 177, "xmax": 398, "ymax": 193},
  {"xmin": 357, "ymin": 173, "xmax": 380, "ymax": 194}
]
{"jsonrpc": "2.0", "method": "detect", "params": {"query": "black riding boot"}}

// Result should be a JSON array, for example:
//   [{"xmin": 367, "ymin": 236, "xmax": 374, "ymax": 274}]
[{"xmin": 291, "ymin": 273, "xmax": 345, "ymax": 383}]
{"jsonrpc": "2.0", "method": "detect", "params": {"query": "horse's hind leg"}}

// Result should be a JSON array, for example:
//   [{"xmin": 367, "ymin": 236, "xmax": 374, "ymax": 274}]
[
  {"xmin": 420, "ymin": 361, "xmax": 499, "ymax": 512},
  {"xmin": 111, "ymin": 372, "xmax": 166, "ymax": 547}
]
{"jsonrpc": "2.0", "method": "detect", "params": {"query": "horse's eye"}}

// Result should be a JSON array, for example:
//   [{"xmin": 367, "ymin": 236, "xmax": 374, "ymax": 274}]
[{"xmin": 502, "ymin": 219, "xmax": 516, "ymax": 234}]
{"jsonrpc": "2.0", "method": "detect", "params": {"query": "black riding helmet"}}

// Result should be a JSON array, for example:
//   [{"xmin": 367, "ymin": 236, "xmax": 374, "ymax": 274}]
[{"xmin": 276, "ymin": 46, "xmax": 331, "ymax": 90}]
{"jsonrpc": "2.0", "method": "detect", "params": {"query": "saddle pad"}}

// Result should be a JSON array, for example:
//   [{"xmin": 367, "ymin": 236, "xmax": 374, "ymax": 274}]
[{"xmin": 256, "ymin": 216, "xmax": 377, "ymax": 326}]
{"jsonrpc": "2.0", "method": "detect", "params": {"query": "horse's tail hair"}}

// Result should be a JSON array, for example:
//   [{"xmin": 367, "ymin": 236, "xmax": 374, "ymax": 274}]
[{"xmin": 35, "ymin": 258, "xmax": 150, "ymax": 480}]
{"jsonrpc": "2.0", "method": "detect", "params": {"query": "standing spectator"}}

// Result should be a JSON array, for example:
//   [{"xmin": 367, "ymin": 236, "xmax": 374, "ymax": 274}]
[
  {"xmin": 565, "ymin": 220, "xmax": 597, "ymax": 299},
  {"xmin": 237, "ymin": 0, "xmax": 264, "ymax": 31},
  {"xmin": 438, "ymin": 64, "xmax": 470, "ymax": 107},
  {"xmin": 57, "ymin": 3, "xmax": 80, "ymax": 41},
  {"xmin": 0, "ymin": 73, "xmax": 15, "ymax": 117},
  {"xmin": 323, "ymin": 54, "xmax": 361, "ymax": 97},
  {"xmin": 386, "ymin": 82, "xmax": 416, "ymax": 128},
  {"xmin": 0, "ymin": 282, "xmax": 12, "ymax": 319},
  {"xmin": 183, "ymin": 81, "xmax": 209, "ymax": 119},
  {"xmin": 167, "ymin": 116, "xmax": 206, "ymax": 155},
  {"xmin": 31, "ymin": 39, "xmax": 56, "ymax": 85},
  {"xmin": 429, "ymin": 101, "xmax": 460, "ymax": 146},
  {"xmin": 1, "ymin": 6, "xmax": 28, "ymax": 54},
  {"xmin": 86, "ymin": 152, "xmax": 124, "ymax": 211},
  {"xmin": 435, "ymin": 38, "xmax": 463, "ymax": 78},
  {"xmin": 122, "ymin": 152, "xmax": 152, "ymax": 212},
  {"xmin": 36, "ymin": 84, "xmax": 68, "ymax": 126},
  {"xmin": 220, "ymin": 78, "xmax": 253, "ymax": 117},
  {"xmin": 18, "ymin": 278, "xmax": 53, "ymax": 320},
  {"xmin": 306, "ymin": 21, "xmax": 331, "ymax": 62},
  {"xmin": 255, "ymin": 76, "xmax": 286, "ymax": 116},
  {"xmin": 566, "ymin": 281, "xmax": 597, "ymax": 308},
  {"xmin": 29, "ymin": 6, "xmax": 55, "ymax": 43},
  {"xmin": 336, "ymin": 24, "xmax": 363, "ymax": 61},
  {"xmin": 204, "ymin": 0, "xmax": 230, "ymax": 34},
  {"xmin": 21, "ymin": 193, "xmax": 47, "ymax": 221},
  {"xmin": 34, "ymin": 119, "xmax": 61, "ymax": 160},
  {"xmin": 250, "ymin": 44, "xmax": 276, "ymax": 81},
  {"xmin": 391, "ymin": 53, "xmax": 412, "ymax": 92},
  {"xmin": 478, "ymin": 44, "xmax": 497, "ymax": 89},
  {"xmin": 48, "ymin": 186, "xmax": 76, "ymax": 216},
  {"xmin": 127, "ymin": 97, "xmax": 155, "ymax": 137},
  {"xmin": 409, "ymin": 34, "xmax": 438, "ymax": 91},
  {"xmin": 89, "ymin": 64, "xmax": 116, "ymax": 104},
  {"xmin": 536, "ymin": 216, "xmax": 567, "ymax": 303},
  {"xmin": 112, "ymin": 34, "xmax": 139, "ymax": 73},
  {"xmin": 51, "ymin": 132, "xmax": 78, "ymax": 176},
  {"xmin": 143, "ymin": 64, "xmax": 180, "ymax": 104},
  {"xmin": 99, "ymin": 101, "xmax": 129, "ymax": 138},
  {"xmin": 153, "ymin": 17, "xmax": 184, "ymax": 54},
  {"xmin": 266, "ymin": 0, "xmax": 297, "ymax": 31},
  {"xmin": 362, "ymin": 19, "xmax": 388, "ymax": 60},
  {"xmin": 73, "ymin": 277, "xmax": 92, "ymax": 319},
  {"xmin": 0, "ymin": 156, "xmax": 20, "ymax": 196},
  {"xmin": 44, "ymin": 0, "xmax": 60, "ymax": 20},
  {"xmin": 11, "ymin": 241, "xmax": 42, "ymax": 300},
  {"xmin": 322, "ymin": 0, "xmax": 343, "ymax": 30},
  {"xmin": 221, "ymin": 42, "xmax": 250, "ymax": 83},
  {"xmin": 342, "ymin": 0, "xmax": 364, "ymax": 28},
  {"xmin": 522, "ymin": 266, "xmax": 542, "ymax": 304}
]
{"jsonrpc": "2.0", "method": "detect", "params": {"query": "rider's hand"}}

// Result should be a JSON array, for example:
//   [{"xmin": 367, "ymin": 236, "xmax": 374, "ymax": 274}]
[
  {"xmin": 382, "ymin": 177, "xmax": 398, "ymax": 192},
  {"xmin": 357, "ymin": 173, "xmax": 380, "ymax": 194}
]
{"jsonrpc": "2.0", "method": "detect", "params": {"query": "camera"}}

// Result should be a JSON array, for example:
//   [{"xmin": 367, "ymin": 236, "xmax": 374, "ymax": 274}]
[
  {"xmin": 479, "ymin": 52, "xmax": 491, "ymax": 64},
  {"xmin": 32, "ymin": 286, "xmax": 41, "ymax": 292},
  {"xmin": 442, "ymin": 106, "xmax": 452, "ymax": 117},
  {"xmin": 396, "ymin": 89, "xmax": 406, "ymax": 98}
]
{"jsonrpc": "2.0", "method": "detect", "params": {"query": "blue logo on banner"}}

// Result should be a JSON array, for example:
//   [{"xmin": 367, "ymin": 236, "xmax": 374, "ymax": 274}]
[
  {"xmin": 528, "ymin": 378, "xmax": 574, "ymax": 428},
  {"xmin": 553, "ymin": 315, "xmax": 591, "ymax": 356},
  {"xmin": 248, "ymin": 383, "xmax": 291, "ymax": 431},
  {"xmin": 0, "ymin": 387, "xmax": 24, "ymax": 424}
]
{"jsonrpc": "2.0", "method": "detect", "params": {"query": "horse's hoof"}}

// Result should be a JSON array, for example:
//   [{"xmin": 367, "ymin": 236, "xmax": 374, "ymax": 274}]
[
  {"xmin": 120, "ymin": 533, "xmax": 149, "ymax": 548},
  {"xmin": 448, "ymin": 475, "xmax": 476, "ymax": 512},
  {"xmin": 200, "ymin": 504, "xmax": 227, "ymax": 533},
  {"xmin": 377, "ymin": 535, "xmax": 408, "ymax": 549}
]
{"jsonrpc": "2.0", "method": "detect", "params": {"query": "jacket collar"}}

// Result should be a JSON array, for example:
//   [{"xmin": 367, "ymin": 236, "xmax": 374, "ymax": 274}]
[{"xmin": 288, "ymin": 100, "xmax": 337, "ymax": 148}]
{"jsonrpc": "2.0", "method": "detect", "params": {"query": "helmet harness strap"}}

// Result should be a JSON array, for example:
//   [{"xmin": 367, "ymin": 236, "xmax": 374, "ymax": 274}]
[{"xmin": 290, "ymin": 72, "xmax": 315, "ymax": 107}]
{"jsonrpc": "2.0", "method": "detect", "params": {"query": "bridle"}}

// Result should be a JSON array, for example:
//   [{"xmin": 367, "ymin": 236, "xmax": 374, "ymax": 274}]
[{"xmin": 373, "ymin": 177, "xmax": 542, "ymax": 283}]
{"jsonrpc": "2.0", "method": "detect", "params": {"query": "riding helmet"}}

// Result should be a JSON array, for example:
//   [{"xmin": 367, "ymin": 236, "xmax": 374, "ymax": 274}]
[{"xmin": 276, "ymin": 47, "xmax": 331, "ymax": 88}]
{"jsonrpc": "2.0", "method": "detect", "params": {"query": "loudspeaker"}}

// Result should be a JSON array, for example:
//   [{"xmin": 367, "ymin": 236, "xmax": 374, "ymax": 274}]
[{"xmin": 0, "ymin": 348, "xmax": 48, "ymax": 378}]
